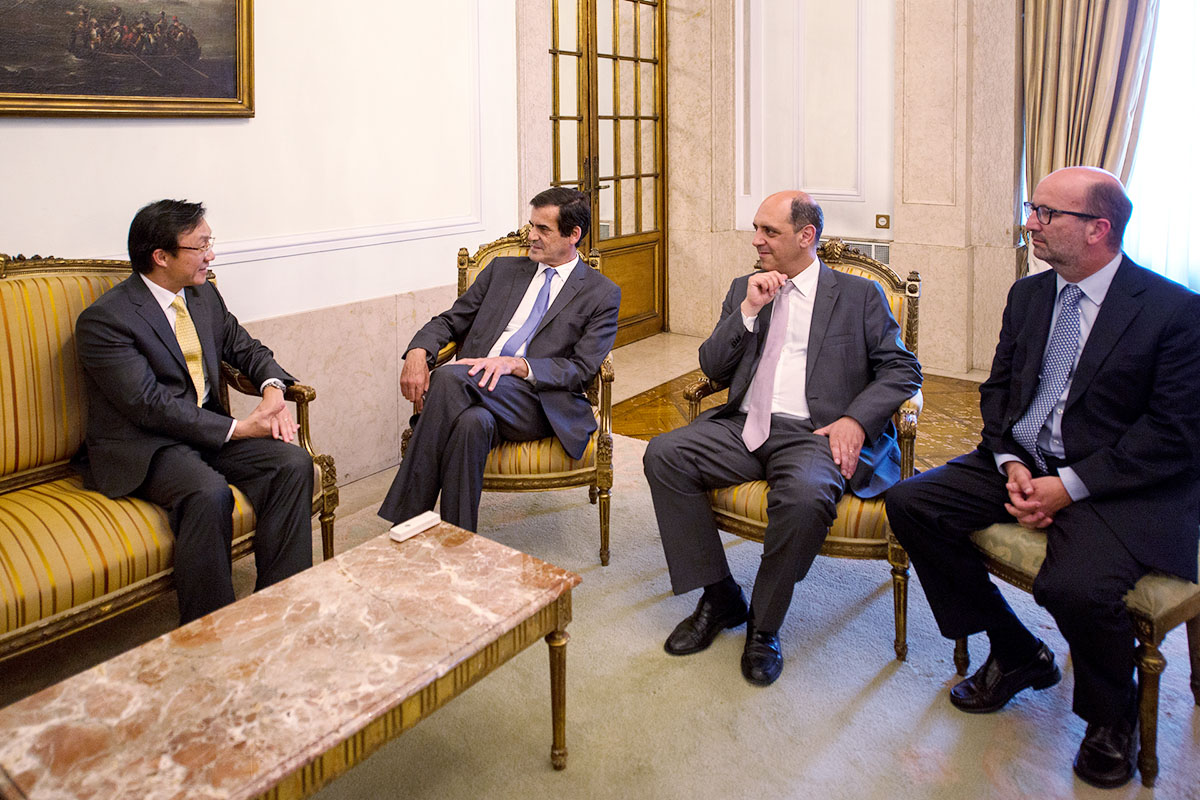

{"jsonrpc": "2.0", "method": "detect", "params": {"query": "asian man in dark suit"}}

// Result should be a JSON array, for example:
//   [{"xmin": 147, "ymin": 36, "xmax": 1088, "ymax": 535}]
[
  {"xmin": 379, "ymin": 187, "xmax": 621, "ymax": 532},
  {"xmin": 885, "ymin": 167, "xmax": 1200, "ymax": 788},
  {"xmin": 643, "ymin": 191, "xmax": 922, "ymax": 686},
  {"xmin": 75, "ymin": 199, "xmax": 314, "ymax": 625}
]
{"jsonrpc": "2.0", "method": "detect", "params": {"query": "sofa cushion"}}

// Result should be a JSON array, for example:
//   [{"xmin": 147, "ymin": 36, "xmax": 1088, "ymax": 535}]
[
  {"xmin": 0, "ymin": 476, "xmax": 256, "ymax": 635},
  {"xmin": 708, "ymin": 480, "xmax": 889, "ymax": 541},
  {"xmin": 483, "ymin": 433, "xmax": 596, "ymax": 479},
  {"xmin": 970, "ymin": 522, "xmax": 1200, "ymax": 620}
]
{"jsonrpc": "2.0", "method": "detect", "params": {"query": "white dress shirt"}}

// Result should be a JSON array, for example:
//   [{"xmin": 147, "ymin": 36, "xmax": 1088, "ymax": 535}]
[
  {"xmin": 995, "ymin": 252, "xmax": 1123, "ymax": 499},
  {"xmin": 140, "ymin": 273, "xmax": 280, "ymax": 442},
  {"xmin": 488, "ymin": 255, "xmax": 580, "ymax": 381},
  {"xmin": 738, "ymin": 261, "xmax": 821, "ymax": 421}
]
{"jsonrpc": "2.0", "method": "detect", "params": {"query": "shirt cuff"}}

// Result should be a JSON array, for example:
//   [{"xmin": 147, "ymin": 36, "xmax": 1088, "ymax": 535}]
[
  {"xmin": 741, "ymin": 312, "xmax": 758, "ymax": 332},
  {"xmin": 260, "ymin": 378, "xmax": 286, "ymax": 393},
  {"xmin": 523, "ymin": 358, "xmax": 536, "ymax": 383},
  {"xmin": 994, "ymin": 452, "xmax": 1023, "ymax": 475},
  {"xmin": 1057, "ymin": 467, "xmax": 1090, "ymax": 502},
  {"xmin": 224, "ymin": 419, "xmax": 237, "ymax": 443}
]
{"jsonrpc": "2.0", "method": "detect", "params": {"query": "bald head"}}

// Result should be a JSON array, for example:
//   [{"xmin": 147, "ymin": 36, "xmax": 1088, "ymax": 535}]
[
  {"xmin": 1040, "ymin": 167, "xmax": 1131, "ymax": 251},
  {"xmin": 1026, "ymin": 167, "xmax": 1131, "ymax": 280},
  {"xmin": 752, "ymin": 191, "xmax": 824, "ymax": 277}
]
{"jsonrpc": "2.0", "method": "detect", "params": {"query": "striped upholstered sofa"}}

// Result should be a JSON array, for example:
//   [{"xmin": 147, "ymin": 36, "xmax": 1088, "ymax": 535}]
[{"xmin": 0, "ymin": 253, "xmax": 338, "ymax": 663}]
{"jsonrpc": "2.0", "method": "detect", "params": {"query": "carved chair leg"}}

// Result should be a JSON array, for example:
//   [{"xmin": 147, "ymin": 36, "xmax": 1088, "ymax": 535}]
[
  {"xmin": 1135, "ymin": 639, "xmax": 1166, "ymax": 787},
  {"xmin": 320, "ymin": 509, "xmax": 336, "ymax": 560},
  {"xmin": 954, "ymin": 637, "xmax": 970, "ymax": 676},
  {"xmin": 1187, "ymin": 614, "xmax": 1200, "ymax": 707},
  {"xmin": 588, "ymin": 483, "xmax": 598, "ymax": 504},
  {"xmin": 546, "ymin": 629, "xmax": 569, "ymax": 770},
  {"xmin": 888, "ymin": 547, "xmax": 909, "ymax": 662},
  {"xmin": 598, "ymin": 487, "xmax": 611, "ymax": 566}
]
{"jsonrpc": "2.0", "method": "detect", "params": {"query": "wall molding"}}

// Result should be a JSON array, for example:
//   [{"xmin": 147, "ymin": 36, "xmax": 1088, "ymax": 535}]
[{"xmin": 170, "ymin": 0, "xmax": 487, "ymax": 268}]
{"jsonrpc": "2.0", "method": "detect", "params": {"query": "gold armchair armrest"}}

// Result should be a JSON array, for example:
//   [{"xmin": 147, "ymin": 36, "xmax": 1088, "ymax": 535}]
[
  {"xmin": 433, "ymin": 342, "xmax": 458, "ymax": 367},
  {"xmin": 895, "ymin": 389, "xmax": 923, "ymax": 480},
  {"xmin": 684, "ymin": 377, "xmax": 728, "ymax": 422},
  {"xmin": 218, "ymin": 362, "xmax": 321, "ymax": 460}
]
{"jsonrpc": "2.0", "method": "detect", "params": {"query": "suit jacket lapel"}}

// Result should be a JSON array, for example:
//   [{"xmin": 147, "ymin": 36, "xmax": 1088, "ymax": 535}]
[
  {"xmin": 185, "ymin": 285, "xmax": 222, "ymax": 391},
  {"xmin": 1065, "ymin": 257, "xmax": 1144, "ymax": 411},
  {"xmin": 1016, "ymin": 273, "xmax": 1057, "ymax": 410},
  {"xmin": 805, "ymin": 262, "xmax": 839, "ymax": 384},
  {"xmin": 535, "ymin": 258, "xmax": 586, "ymax": 335},
  {"xmin": 130, "ymin": 275, "xmax": 190, "ymax": 374},
  {"xmin": 481, "ymin": 258, "xmax": 537, "ymax": 351}
]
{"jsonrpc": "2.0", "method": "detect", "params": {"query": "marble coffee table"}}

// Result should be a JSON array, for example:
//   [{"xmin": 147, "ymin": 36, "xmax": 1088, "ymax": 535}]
[{"xmin": 0, "ymin": 524, "xmax": 581, "ymax": 799}]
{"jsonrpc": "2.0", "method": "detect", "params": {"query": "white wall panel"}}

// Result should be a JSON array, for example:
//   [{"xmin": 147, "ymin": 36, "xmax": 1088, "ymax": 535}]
[
  {"xmin": 735, "ymin": 0, "xmax": 893, "ymax": 240},
  {"xmin": 0, "ymin": 0, "xmax": 519, "ymax": 322}
]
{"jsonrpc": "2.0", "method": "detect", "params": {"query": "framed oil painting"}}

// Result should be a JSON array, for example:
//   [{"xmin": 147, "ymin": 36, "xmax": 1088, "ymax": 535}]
[{"xmin": 0, "ymin": 0, "xmax": 253, "ymax": 116}]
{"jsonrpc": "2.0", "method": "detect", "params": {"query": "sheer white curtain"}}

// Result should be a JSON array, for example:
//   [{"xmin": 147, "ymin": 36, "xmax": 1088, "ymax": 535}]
[{"xmin": 1124, "ymin": 0, "xmax": 1200, "ymax": 290}]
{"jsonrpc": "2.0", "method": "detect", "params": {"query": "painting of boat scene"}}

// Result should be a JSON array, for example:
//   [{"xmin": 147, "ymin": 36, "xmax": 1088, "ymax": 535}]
[{"xmin": 0, "ymin": 0, "xmax": 251, "ymax": 115}]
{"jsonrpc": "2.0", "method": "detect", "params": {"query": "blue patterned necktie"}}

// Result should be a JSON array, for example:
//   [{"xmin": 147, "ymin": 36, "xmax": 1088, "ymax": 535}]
[
  {"xmin": 500, "ymin": 268, "xmax": 556, "ymax": 357},
  {"xmin": 1011, "ymin": 284, "xmax": 1083, "ymax": 471}
]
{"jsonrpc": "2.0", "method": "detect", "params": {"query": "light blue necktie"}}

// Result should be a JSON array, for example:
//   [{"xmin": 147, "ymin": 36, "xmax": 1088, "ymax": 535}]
[
  {"xmin": 1011, "ymin": 284, "xmax": 1083, "ymax": 471},
  {"xmin": 500, "ymin": 268, "xmax": 555, "ymax": 357}
]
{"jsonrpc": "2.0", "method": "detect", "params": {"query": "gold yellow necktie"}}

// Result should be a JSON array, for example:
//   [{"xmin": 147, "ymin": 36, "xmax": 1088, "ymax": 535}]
[{"xmin": 171, "ymin": 296, "xmax": 206, "ymax": 406}]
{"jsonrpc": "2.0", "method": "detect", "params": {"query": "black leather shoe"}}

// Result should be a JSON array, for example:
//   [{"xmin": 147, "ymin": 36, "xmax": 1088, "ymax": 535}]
[
  {"xmin": 740, "ymin": 623, "xmax": 783, "ymax": 686},
  {"xmin": 664, "ymin": 590, "xmax": 748, "ymax": 655},
  {"xmin": 1073, "ymin": 717, "xmax": 1137, "ymax": 788},
  {"xmin": 949, "ymin": 642, "xmax": 1060, "ymax": 713}
]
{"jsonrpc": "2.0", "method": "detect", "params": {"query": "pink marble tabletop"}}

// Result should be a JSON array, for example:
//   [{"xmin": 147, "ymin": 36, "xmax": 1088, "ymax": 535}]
[{"xmin": 0, "ymin": 525, "xmax": 581, "ymax": 800}]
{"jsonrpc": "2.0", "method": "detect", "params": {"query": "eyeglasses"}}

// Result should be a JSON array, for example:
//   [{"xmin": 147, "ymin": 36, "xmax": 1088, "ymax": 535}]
[
  {"xmin": 176, "ymin": 237, "xmax": 216, "ymax": 252},
  {"xmin": 1022, "ymin": 202, "xmax": 1100, "ymax": 225}
]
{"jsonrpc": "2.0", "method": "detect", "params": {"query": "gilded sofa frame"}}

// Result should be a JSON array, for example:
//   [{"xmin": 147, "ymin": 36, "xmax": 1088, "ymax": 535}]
[
  {"xmin": 683, "ymin": 238, "xmax": 922, "ymax": 660},
  {"xmin": 0, "ymin": 253, "xmax": 337, "ymax": 663}
]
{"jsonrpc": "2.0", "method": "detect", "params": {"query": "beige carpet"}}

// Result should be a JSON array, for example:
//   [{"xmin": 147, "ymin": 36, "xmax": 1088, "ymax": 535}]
[
  {"xmin": 3, "ymin": 435, "xmax": 1196, "ymax": 798},
  {"xmin": 311, "ymin": 436, "xmax": 1199, "ymax": 800}
]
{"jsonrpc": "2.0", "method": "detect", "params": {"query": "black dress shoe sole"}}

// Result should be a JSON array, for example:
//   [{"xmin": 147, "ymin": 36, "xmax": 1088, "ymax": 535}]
[{"xmin": 1072, "ymin": 762, "xmax": 1136, "ymax": 790}]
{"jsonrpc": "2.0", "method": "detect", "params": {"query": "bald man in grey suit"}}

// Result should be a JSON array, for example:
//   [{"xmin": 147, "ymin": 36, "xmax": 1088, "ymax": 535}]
[{"xmin": 644, "ymin": 191, "xmax": 921, "ymax": 686}]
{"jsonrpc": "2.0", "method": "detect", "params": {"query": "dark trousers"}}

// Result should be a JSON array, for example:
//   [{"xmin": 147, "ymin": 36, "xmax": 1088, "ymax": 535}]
[
  {"xmin": 884, "ymin": 449, "xmax": 1147, "ymax": 724},
  {"xmin": 138, "ymin": 437, "xmax": 315, "ymax": 625},
  {"xmin": 643, "ymin": 413, "xmax": 846, "ymax": 632},
  {"xmin": 378, "ymin": 365, "xmax": 554, "ymax": 532}
]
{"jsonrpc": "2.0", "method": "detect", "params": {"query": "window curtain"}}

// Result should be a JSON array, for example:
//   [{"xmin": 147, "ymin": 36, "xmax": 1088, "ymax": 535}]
[{"xmin": 1022, "ymin": 0, "xmax": 1160, "ymax": 273}]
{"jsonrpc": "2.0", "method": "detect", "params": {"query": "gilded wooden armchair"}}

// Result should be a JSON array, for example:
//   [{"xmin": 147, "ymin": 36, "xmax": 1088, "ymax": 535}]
[
  {"xmin": 401, "ymin": 226, "xmax": 615, "ymax": 564},
  {"xmin": 683, "ymin": 238, "xmax": 922, "ymax": 659},
  {"xmin": 955, "ymin": 524, "xmax": 1200, "ymax": 787}
]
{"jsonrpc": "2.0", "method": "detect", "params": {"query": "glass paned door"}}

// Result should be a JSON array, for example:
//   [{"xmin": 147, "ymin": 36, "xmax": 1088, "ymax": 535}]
[{"xmin": 551, "ymin": 0, "xmax": 666, "ymax": 346}]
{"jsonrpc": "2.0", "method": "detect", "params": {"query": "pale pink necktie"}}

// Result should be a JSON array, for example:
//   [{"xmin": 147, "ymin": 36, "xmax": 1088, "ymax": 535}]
[{"xmin": 742, "ymin": 281, "xmax": 793, "ymax": 451}]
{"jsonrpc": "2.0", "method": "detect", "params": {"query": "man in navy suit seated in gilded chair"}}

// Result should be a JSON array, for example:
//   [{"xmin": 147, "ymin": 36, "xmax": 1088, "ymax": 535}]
[
  {"xmin": 886, "ymin": 167, "xmax": 1200, "ymax": 788},
  {"xmin": 379, "ymin": 187, "xmax": 621, "ymax": 532}
]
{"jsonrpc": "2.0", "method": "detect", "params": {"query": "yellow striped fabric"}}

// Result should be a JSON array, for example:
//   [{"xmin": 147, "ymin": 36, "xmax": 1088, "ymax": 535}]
[
  {"xmin": 709, "ymin": 481, "xmax": 890, "ymax": 541},
  {"xmin": 0, "ymin": 475, "xmax": 256, "ymax": 635},
  {"xmin": 831, "ymin": 264, "xmax": 907, "ymax": 327},
  {"xmin": 0, "ymin": 273, "xmax": 122, "ymax": 479},
  {"xmin": 484, "ymin": 433, "xmax": 597, "ymax": 478}
]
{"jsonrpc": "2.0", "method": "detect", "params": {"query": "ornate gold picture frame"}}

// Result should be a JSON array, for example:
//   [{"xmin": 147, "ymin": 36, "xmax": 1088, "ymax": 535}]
[{"xmin": 0, "ymin": 0, "xmax": 253, "ymax": 117}]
